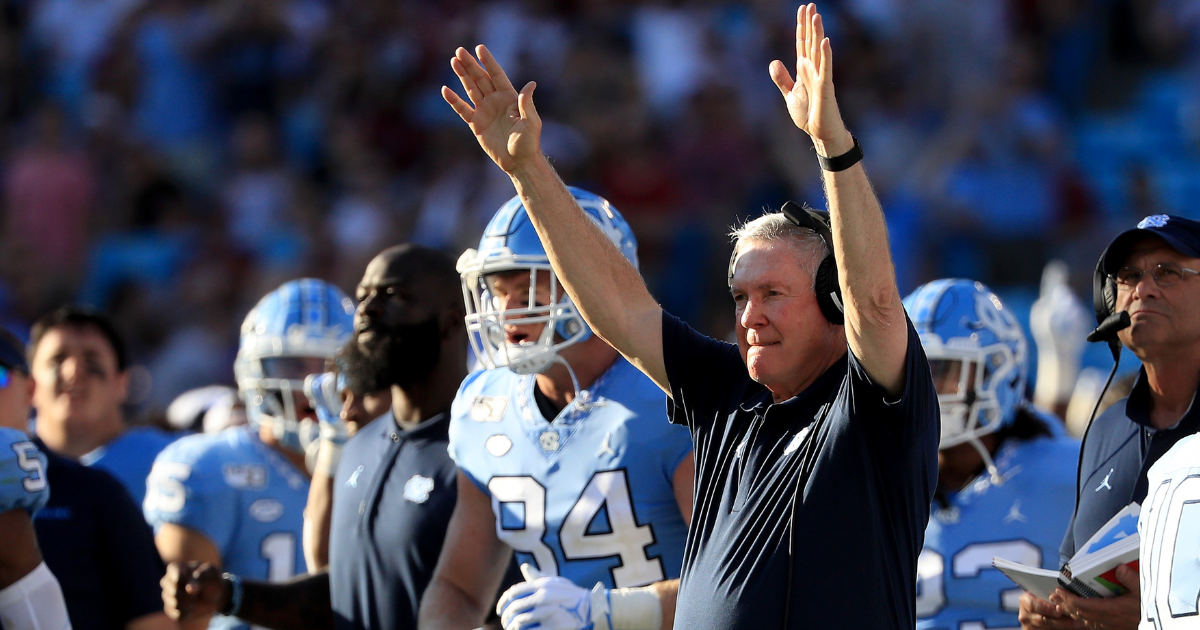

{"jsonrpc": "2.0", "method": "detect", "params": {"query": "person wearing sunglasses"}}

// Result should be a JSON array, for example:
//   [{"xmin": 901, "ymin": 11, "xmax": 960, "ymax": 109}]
[
  {"xmin": 0, "ymin": 326, "xmax": 72, "ymax": 629},
  {"xmin": 1020, "ymin": 214, "xmax": 1200, "ymax": 630}
]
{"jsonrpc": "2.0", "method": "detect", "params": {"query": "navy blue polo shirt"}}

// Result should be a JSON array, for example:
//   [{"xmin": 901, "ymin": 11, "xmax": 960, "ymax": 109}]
[
  {"xmin": 32, "ymin": 440, "xmax": 166, "ymax": 630},
  {"xmin": 662, "ymin": 311, "xmax": 939, "ymax": 630},
  {"xmin": 329, "ymin": 411, "xmax": 458, "ymax": 630},
  {"xmin": 1061, "ymin": 369, "xmax": 1200, "ymax": 562}
]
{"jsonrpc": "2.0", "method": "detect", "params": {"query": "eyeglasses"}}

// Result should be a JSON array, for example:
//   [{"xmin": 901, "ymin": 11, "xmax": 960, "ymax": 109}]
[
  {"xmin": 0, "ymin": 365, "xmax": 9, "ymax": 388},
  {"xmin": 1112, "ymin": 263, "xmax": 1200, "ymax": 289}
]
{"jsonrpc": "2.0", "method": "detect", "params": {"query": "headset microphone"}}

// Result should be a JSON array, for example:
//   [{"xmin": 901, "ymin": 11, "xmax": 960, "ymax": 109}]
[{"xmin": 1086, "ymin": 311, "xmax": 1131, "ymax": 346}]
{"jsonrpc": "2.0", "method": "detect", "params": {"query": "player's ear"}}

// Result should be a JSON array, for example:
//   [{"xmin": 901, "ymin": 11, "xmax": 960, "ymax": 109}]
[
  {"xmin": 20, "ymin": 372, "xmax": 34, "ymax": 407},
  {"xmin": 114, "ymin": 368, "xmax": 130, "ymax": 403}
]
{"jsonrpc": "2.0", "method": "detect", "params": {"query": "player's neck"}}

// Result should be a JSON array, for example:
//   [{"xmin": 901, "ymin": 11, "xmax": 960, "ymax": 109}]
[
  {"xmin": 534, "ymin": 339, "xmax": 619, "ymax": 414},
  {"xmin": 259, "ymin": 426, "xmax": 310, "ymax": 476}
]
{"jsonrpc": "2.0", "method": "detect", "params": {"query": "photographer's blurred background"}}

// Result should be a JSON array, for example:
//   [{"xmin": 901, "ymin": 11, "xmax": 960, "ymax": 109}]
[{"xmin": 0, "ymin": 0, "xmax": 1196, "ymax": 425}]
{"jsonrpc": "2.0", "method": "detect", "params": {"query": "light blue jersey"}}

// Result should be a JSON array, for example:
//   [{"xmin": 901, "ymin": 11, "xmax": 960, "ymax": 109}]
[
  {"xmin": 82, "ymin": 426, "xmax": 177, "ymax": 506},
  {"xmin": 144, "ymin": 426, "xmax": 308, "ymax": 630},
  {"xmin": 1140, "ymin": 433, "xmax": 1200, "ymax": 629},
  {"xmin": 449, "ymin": 357, "xmax": 692, "ymax": 589},
  {"xmin": 917, "ymin": 420, "xmax": 1079, "ymax": 630},
  {"xmin": 0, "ymin": 426, "xmax": 49, "ymax": 515}
]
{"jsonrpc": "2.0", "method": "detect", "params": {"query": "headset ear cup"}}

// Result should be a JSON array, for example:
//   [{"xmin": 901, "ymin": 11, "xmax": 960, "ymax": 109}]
[
  {"xmin": 1092, "ymin": 253, "xmax": 1114, "ymax": 325},
  {"xmin": 813, "ymin": 255, "xmax": 845, "ymax": 325}
]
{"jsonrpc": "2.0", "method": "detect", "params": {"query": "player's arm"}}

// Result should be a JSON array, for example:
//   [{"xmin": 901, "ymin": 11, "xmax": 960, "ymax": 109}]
[
  {"xmin": 0, "ymin": 509, "xmax": 72, "ymax": 630},
  {"xmin": 769, "ymin": 4, "xmax": 907, "ymax": 396},
  {"xmin": 162, "ymin": 562, "xmax": 334, "ymax": 629},
  {"xmin": 155, "ymin": 523, "xmax": 223, "ymax": 630},
  {"xmin": 419, "ymin": 472, "xmax": 515, "ymax": 630},
  {"xmin": 441, "ymin": 46, "xmax": 668, "ymax": 395},
  {"xmin": 302, "ymin": 442, "xmax": 338, "ymax": 571}
]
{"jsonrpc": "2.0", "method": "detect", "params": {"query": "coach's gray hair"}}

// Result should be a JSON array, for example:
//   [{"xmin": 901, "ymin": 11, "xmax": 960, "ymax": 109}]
[{"xmin": 728, "ymin": 211, "xmax": 829, "ymax": 283}]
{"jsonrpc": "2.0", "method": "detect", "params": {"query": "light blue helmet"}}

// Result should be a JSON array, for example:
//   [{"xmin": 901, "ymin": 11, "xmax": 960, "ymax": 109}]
[
  {"xmin": 903, "ymin": 279, "xmax": 1028, "ymax": 451},
  {"xmin": 457, "ymin": 187, "xmax": 638, "ymax": 375},
  {"xmin": 234, "ymin": 279, "xmax": 355, "ymax": 455}
]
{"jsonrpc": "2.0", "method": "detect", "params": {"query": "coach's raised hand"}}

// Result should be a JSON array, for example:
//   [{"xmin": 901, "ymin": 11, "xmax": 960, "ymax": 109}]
[
  {"xmin": 769, "ymin": 3, "xmax": 854, "ymax": 158},
  {"xmin": 442, "ymin": 46, "xmax": 542, "ymax": 174}
]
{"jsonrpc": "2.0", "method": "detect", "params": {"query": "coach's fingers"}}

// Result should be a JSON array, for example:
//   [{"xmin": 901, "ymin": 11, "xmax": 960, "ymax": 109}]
[
  {"xmin": 517, "ymin": 82, "xmax": 540, "ymax": 125},
  {"xmin": 476, "ymin": 45, "xmax": 515, "ymax": 94},
  {"xmin": 442, "ymin": 85, "xmax": 475, "ymax": 122},
  {"xmin": 769, "ymin": 60, "xmax": 795, "ymax": 95},
  {"xmin": 451, "ymin": 53, "xmax": 489, "ymax": 107},
  {"xmin": 1019, "ymin": 591, "xmax": 1083, "ymax": 629},
  {"xmin": 456, "ymin": 47, "xmax": 496, "ymax": 98}
]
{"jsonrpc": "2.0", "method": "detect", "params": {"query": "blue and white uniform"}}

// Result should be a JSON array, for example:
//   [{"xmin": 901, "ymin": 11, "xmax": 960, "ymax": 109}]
[
  {"xmin": 81, "ymin": 425, "xmax": 176, "ymax": 507},
  {"xmin": 0, "ymin": 426, "xmax": 49, "ymax": 515},
  {"xmin": 449, "ymin": 358, "xmax": 692, "ymax": 589},
  {"xmin": 917, "ymin": 415, "xmax": 1079, "ymax": 630},
  {"xmin": 145, "ymin": 426, "xmax": 308, "ymax": 630},
  {"xmin": 1139, "ymin": 433, "xmax": 1200, "ymax": 630}
]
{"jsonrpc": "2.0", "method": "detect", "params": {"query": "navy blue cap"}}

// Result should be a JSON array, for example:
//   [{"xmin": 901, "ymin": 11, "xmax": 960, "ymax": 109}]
[
  {"xmin": 1101, "ymin": 214, "xmax": 1200, "ymax": 276},
  {"xmin": 0, "ymin": 328, "xmax": 27, "ymax": 373}
]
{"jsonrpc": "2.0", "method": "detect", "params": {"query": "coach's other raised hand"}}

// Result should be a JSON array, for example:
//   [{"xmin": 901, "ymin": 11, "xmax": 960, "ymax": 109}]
[
  {"xmin": 769, "ymin": 3, "xmax": 853, "ymax": 159},
  {"xmin": 442, "ymin": 46, "xmax": 542, "ymax": 175}
]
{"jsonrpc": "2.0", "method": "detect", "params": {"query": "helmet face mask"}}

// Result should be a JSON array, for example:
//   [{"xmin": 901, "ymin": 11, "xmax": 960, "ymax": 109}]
[
  {"xmin": 926, "ymin": 342, "xmax": 1020, "ymax": 449},
  {"xmin": 461, "ymin": 257, "xmax": 588, "ymax": 375},
  {"xmin": 903, "ymin": 279, "xmax": 1028, "ymax": 453},
  {"xmin": 235, "ymin": 279, "xmax": 355, "ymax": 459},
  {"xmin": 460, "ymin": 188, "xmax": 637, "ymax": 376}
]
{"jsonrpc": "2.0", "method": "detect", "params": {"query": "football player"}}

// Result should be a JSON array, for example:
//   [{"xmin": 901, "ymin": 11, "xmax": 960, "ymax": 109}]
[
  {"xmin": 145, "ymin": 279, "xmax": 354, "ymax": 630},
  {"xmin": 1138, "ymin": 432, "xmax": 1200, "ymax": 630},
  {"xmin": 419, "ymin": 189, "xmax": 694, "ymax": 630},
  {"xmin": 0, "ymin": 327, "xmax": 71, "ymax": 630},
  {"xmin": 904, "ymin": 280, "xmax": 1080, "ymax": 630}
]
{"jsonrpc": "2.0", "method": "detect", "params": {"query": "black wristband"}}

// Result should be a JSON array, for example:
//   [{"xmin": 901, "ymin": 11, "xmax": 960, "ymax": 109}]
[{"xmin": 816, "ymin": 136, "xmax": 863, "ymax": 172}]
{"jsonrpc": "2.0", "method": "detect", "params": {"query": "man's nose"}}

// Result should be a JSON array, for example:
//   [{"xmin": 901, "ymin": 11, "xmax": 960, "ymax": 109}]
[
  {"xmin": 57, "ymin": 357, "xmax": 78, "ymax": 384},
  {"xmin": 740, "ymin": 298, "xmax": 766, "ymax": 330}
]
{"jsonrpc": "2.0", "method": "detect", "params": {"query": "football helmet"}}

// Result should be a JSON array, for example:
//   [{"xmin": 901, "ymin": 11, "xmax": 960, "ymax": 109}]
[
  {"xmin": 903, "ymin": 279, "xmax": 1028, "ymax": 460},
  {"xmin": 235, "ymin": 279, "xmax": 354, "ymax": 456},
  {"xmin": 457, "ymin": 187, "xmax": 638, "ymax": 376}
]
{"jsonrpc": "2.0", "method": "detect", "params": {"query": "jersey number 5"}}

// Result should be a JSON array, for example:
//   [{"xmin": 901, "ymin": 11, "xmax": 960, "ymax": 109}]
[
  {"xmin": 11, "ymin": 441, "xmax": 46, "ymax": 493},
  {"xmin": 488, "ymin": 470, "xmax": 664, "ymax": 588}
]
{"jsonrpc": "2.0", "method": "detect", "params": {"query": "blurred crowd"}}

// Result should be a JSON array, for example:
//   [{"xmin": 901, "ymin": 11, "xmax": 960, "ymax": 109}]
[{"xmin": 0, "ymin": 0, "xmax": 1198, "ymax": 425}]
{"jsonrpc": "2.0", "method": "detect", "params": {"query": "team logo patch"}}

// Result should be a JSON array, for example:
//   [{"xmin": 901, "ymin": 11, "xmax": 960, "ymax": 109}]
[
  {"xmin": 783, "ymin": 426, "xmax": 811, "ymax": 455},
  {"xmin": 248, "ymin": 498, "xmax": 284, "ymax": 523},
  {"xmin": 485, "ymin": 434, "xmax": 513, "ymax": 457},
  {"xmin": 404, "ymin": 475, "xmax": 435, "ymax": 504},
  {"xmin": 346, "ymin": 465, "xmax": 364, "ymax": 488},
  {"xmin": 470, "ymin": 396, "xmax": 508, "ymax": 422},
  {"xmin": 539, "ymin": 430, "xmax": 560, "ymax": 452},
  {"xmin": 223, "ymin": 464, "xmax": 267, "ymax": 489},
  {"xmin": 1139, "ymin": 214, "xmax": 1169, "ymax": 229}
]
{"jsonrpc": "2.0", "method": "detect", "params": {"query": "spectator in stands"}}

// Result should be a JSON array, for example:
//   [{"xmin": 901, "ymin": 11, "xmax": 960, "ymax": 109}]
[{"xmin": 30, "ymin": 306, "xmax": 174, "ymax": 506}]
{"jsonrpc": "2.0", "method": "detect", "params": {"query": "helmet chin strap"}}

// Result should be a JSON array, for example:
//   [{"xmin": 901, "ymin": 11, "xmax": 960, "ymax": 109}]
[
  {"xmin": 965, "ymin": 433, "xmax": 1004, "ymax": 486},
  {"xmin": 546, "ymin": 354, "xmax": 601, "ymax": 412}
]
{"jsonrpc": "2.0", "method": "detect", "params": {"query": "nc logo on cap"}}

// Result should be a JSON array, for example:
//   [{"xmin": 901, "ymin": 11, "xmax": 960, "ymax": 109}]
[{"xmin": 1139, "ymin": 214, "xmax": 1170, "ymax": 229}]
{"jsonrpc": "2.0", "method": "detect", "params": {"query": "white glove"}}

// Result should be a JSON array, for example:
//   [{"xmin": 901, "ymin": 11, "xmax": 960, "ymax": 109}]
[
  {"xmin": 497, "ymin": 564, "xmax": 607, "ymax": 630},
  {"xmin": 1030, "ymin": 260, "xmax": 1091, "ymax": 408}
]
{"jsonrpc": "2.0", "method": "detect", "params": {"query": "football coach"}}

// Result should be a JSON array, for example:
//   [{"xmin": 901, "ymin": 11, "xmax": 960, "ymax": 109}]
[{"xmin": 442, "ymin": 3, "xmax": 939, "ymax": 629}]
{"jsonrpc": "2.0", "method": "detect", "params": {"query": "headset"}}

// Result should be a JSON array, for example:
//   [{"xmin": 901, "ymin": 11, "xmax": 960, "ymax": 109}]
[
  {"xmin": 1072, "ymin": 243, "xmax": 1132, "ymax": 522},
  {"xmin": 728, "ymin": 201, "xmax": 845, "ymax": 325}
]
